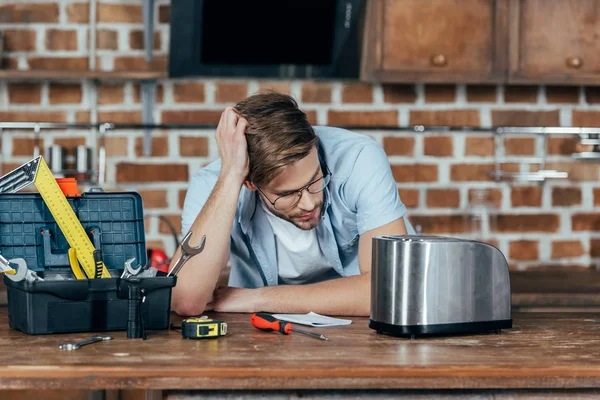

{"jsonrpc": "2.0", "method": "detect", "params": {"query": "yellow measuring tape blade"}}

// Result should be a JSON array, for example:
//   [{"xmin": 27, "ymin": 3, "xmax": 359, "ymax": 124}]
[{"xmin": 34, "ymin": 157, "xmax": 110, "ymax": 278}]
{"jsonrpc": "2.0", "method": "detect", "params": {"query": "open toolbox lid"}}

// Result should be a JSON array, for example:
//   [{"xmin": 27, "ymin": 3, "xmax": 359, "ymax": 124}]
[{"xmin": 0, "ymin": 190, "xmax": 147, "ymax": 273}]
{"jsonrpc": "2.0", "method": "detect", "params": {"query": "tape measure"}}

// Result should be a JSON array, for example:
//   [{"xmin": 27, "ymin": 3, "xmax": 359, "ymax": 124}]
[
  {"xmin": 178, "ymin": 317, "xmax": 227, "ymax": 339},
  {"xmin": 0, "ymin": 156, "xmax": 110, "ymax": 279}
]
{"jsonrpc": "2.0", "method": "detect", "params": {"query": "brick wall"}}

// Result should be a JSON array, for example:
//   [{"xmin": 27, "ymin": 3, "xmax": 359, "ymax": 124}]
[{"xmin": 2, "ymin": 1, "xmax": 600, "ymax": 270}]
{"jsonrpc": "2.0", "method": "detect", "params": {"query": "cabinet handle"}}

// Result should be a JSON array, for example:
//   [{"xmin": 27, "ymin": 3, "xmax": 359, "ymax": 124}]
[
  {"xmin": 566, "ymin": 56, "xmax": 583, "ymax": 69},
  {"xmin": 430, "ymin": 54, "xmax": 447, "ymax": 67}
]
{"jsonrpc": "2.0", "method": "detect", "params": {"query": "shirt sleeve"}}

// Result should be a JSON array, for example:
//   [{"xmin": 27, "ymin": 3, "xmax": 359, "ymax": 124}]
[
  {"xmin": 343, "ymin": 142, "xmax": 407, "ymax": 235},
  {"xmin": 181, "ymin": 172, "xmax": 214, "ymax": 237}
]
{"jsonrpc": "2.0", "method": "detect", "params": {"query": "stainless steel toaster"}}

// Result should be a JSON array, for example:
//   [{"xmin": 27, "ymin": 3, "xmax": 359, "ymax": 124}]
[{"xmin": 369, "ymin": 235, "xmax": 512, "ymax": 337}]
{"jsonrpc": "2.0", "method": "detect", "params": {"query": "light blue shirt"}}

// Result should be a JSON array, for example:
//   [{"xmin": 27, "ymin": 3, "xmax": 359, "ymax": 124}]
[{"xmin": 181, "ymin": 126, "xmax": 415, "ymax": 288}]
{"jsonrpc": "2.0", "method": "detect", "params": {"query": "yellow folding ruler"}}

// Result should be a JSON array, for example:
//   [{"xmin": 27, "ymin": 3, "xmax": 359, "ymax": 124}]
[{"xmin": 0, "ymin": 156, "xmax": 110, "ymax": 278}]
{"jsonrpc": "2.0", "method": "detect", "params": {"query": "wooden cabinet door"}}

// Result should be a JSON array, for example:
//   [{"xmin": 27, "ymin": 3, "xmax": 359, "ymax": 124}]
[
  {"xmin": 360, "ymin": 0, "xmax": 509, "ymax": 83},
  {"xmin": 509, "ymin": 0, "xmax": 600, "ymax": 84}
]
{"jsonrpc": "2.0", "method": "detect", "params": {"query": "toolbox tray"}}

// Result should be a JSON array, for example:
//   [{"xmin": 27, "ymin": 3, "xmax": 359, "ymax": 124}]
[{"xmin": 0, "ymin": 191, "xmax": 177, "ymax": 335}]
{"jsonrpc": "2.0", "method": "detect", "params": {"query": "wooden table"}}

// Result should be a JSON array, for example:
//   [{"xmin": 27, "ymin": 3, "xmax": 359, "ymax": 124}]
[{"xmin": 2, "ymin": 308, "xmax": 600, "ymax": 399}]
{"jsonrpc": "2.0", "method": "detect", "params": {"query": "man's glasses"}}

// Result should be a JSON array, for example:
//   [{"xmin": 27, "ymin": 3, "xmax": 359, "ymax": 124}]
[{"xmin": 257, "ymin": 165, "xmax": 331, "ymax": 211}]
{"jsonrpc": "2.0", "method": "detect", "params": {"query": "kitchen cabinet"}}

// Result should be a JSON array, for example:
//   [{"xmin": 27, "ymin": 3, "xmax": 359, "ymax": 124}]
[
  {"xmin": 360, "ymin": 0, "xmax": 509, "ymax": 83},
  {"xmin": 509, "ymin": 0, "xmax": 600, "ymax": 85}
]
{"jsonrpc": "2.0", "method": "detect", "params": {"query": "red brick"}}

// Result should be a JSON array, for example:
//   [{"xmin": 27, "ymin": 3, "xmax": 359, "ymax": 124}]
[
  {"xmin": 551, "ymin": 240, "xmax": 584, "ymax": 258},
  {"xmin": 410, "ymin": 110, "xmax": 480, "ymax": 127},
  {"xmin": 173, "ymin": 82, "xmax": 205, "ymax": 103},
  {"xmin": 12, "ymin": 138, "xmax": 43, "ymax": 157},
  {"xmin": 96, "ymin": 30, "xmax": 118, "ymax": 50},
  {"xmin": 1, "ymin": 57, "xmax": 19, "ymax": 69},
  {"xmin": 572, "ymin": 111, "xmax": 600, "ymax": 127},
  {"xmin": 382, "ymin": 84, "xmax": 417, "ymax": 103},
  {"xmin": 301, "ymin": 82, "xmax": 332, "ymax": 103},
  {"xmin": 390, "ymin": 164, "xmax": 438, "ymax": 182},
  {"xmin": 0, "ymin": 3, "xmax": 59, "ymax": 23},
  {"xmin": 509, "ymin": 240, "xmax": 539, "ymax": 260},
  {"xmin": 0, "ymin": 111, "xmax": 65, "ymax": 123},
  {"xmin": 465, "ymin": 136, "xmax": 495, "ymax": 156},
  {"xmin": 328, "ymin": 111, "xmax": 398, "ymax": 127},
  {"xmin": 257, "ymin": 82, "xmax": 291, "ymax": 95},
  {"xmin": 158, "ymin": 5, "xmax": 170, "ymax": 23},
  {"xmin": 159, "ymin": 215, "xmax": 182, "ymax": 235},
  {"xmin": 104, "ymin": 137, "xmax": 128, "ymax": 157},
  {"xmin": 113, "ymin": 56, "xmax": 167, "ymax": 71},
  {"xmin": 129, "ymin": 31, "xmax": 161, "ymax": 50},
  {"xmin": 547, "ymin": 136, "xmax": 579, "ymax": 155},
  {"xmin": 341, "ymin": 83, "xmax": 373, "ymax": 103},
  {"xmin": 179, "ymin": 137, "xmax": 209, "ymax": 157},
  {"xmin": 2, "ymin": 163, "xmax": 22, "ymax": 175},
  {"xmin": 45, "ymin": 29, "xmax": 77, "ymax": 51},
  {"xmin": 591, "ymin": 239, "xmax": 600, "ymax": 257},
  {"xmin": 594, "ymin": 188, "xmax": 600, "ymax": 206},
  {"xmin": 494, "ymin": 214, "xmax": 559, "ymax": 233},
  {"xmin": 466, "ymin": 85, "xmax": 497, "ymax": 102},
  {"xmin": 2, "ymin": 29, "xmax": 36, "ymax": 51},
  {"xmin": 552, "ymin": 187, "xmax": 581, "ymax": 206},
  {"xmin": 504, "ymin": 86, "xmax": 539, "ymax": 103},
  {"xmin": 450, "ymin": 164, "xmax": 495, "ymax": 182},
  {"xmin": 424, "ymin": 136, "xmax": 453, "ymax": 157},
  {"xmin": 179, "ymin": 189, "xmax": 187, "ymax": 209},
  {"xmin": 66, "ymin": 2, "xmax": 89, "ymax": 22},
  {"xmin": 544, "ymin": 162, "xmax": 600, "ymax": 181},
  {"xmin": 98, "ymin": 84, "xmax": 125, "ymax": 105},
  {"xmin": 98, "ymin": 111, "xmax": 142, "ymax": 124},
  {"xmin": 53, "ymin": 137, "xmax": 86, "ymax": 148},
  {"xmin": 304, "ymin": 110, "xmax": 318, "ymax": 125},
  {"xmin": 504, "ymin": 137, "xmax": 535, "ymax": 156},
  {"xmin": 426, "ymin": 189, "xmax": 460, "ymax": 208},
  {"xmin": 491, "ymin": 110, "xmax": 559, "ymax": 126},
  {"xmin": 135, "ymin": 136, "xmax": 169, "ymax": 157},
  {"xmin": 48, "ymin": 84, "xmax": 82, "ymax": 104},
  {"xmin": 468, "ymin": 188, "xmax": 502, "ymax": 209},
  {"xmin": 215, "ymin": 82, "xmax": 248, "ymax": 103},
  {"xmin": 28, "ymin": 57, "xmax": 88, "ymax": 70},
  {"xmin": 7, "ymin": 83, "xmax": 41, "ymax": 104},
  {"xmin": 409, "ymin": 215, "xmax": 468, "ymax": 234},
  {"xmin": 398, "ymin": 189, "xmax": 419, "ymax": 208},
  {"xmin": 97, "ymin": 3, "xmax": 142, "ymax": 23},
  {"xmin": 584, "ymin": 87, "xmax": 600, "ymax": 104},
  {"xmin": 382, "ymin": 137, "xmax": 414, "ymax": 156},
  {"xmin": 511, "ymin": 186, "xmax": 542, "ymax": 207},
  {"xmin": 138, "ymin": 190, "xmax": 168, "ymax": 208},
  {"xmin": 424, "ymin": 85, "xmax": 456, "ymax": 103},
  {"xmin": 116, "ymin": 163, "xmax": 188, "ymax": 183},
  {"xmin": 162, "ymin": 110, "xmax": 222, "ymax": 124},
  {"xmin": 75, "ymin": 111, "xmax": 90, "ymax": 123},
  {"xmin": 133, "ymin": 83, "xmax": 164, "ymax": 104},
  {"xmin": 546, "ymin": 86, "xmax": 580, "ymax": 104},
  {"xmin": 572, "ymin": 213, "xmax": 600, "ymax": 231}
]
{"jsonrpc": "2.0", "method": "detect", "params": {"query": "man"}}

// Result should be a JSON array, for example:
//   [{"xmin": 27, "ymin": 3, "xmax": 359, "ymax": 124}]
[{"xmin": 171, "ymin": 91, "xmax": 414, "ymax": 317}]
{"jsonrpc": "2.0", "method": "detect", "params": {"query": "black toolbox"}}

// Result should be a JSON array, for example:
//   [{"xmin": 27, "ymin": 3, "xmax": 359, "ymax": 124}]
[{"xmin": 0, "ymin": 191, "xmax": 176, "ymax": 335}]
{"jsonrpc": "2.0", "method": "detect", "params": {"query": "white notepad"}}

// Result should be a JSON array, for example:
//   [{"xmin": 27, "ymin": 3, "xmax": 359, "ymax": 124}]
[{"xmin": 272, "ymin": 312, "xmax": 352, "ymax": 327}]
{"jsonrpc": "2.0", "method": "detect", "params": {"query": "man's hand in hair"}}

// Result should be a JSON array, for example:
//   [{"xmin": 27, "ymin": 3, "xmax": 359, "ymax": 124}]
[{"xmin": 216, "ymin": 106, "xmax": 249, "ymax": 185}]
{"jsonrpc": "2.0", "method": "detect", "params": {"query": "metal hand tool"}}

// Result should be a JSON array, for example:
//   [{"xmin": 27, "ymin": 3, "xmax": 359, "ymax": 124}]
[
  {"xmin": 251, "ymin": 312, "xmax": 329, "ymax": 341},
  {"xmin": 4, "ymin": 258, "xmax": 44, "ymax": 283},
  {"xmin": 121, "ymin": 257, "xmax": 142, "ymax": 278},
  {"xmin": 166, "ymin": 231, "xmax": 206, "ymax": 277},
  {"xmin": 58, "ymin": 336, "xmax": 112, "ymax": 350}
]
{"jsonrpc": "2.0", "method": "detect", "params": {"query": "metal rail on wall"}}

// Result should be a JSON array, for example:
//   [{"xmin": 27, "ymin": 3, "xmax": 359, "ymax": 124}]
[{"xmin": 1, "ymin": 123, "xmax": 599, "ymax": 185}]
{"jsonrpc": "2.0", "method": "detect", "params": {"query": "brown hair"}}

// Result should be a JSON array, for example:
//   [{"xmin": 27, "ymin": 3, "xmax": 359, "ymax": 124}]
[{"xmin": 234, "ymin": 91, "xmax": 317, "ymax": 187}]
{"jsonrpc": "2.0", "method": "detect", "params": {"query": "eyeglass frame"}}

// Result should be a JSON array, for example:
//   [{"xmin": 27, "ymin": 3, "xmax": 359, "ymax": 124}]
[{"xmin": 256, "ymin": 163, "xmax": 332, "ymax": 211}]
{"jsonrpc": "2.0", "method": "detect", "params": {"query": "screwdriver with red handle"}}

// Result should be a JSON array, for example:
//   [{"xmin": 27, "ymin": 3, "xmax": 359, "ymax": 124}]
[{"xmin": 251, "ymin": 312, "xmax": 329, "ymax": 341}]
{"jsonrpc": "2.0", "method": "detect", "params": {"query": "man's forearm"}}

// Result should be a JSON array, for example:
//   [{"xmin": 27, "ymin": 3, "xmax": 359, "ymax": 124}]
[
  {"xmin": 171, "ymin": 174, "xmax": 242, "ymax": 316},
  {"xmin": 256, "ymin": 274, "xmax": 371, "ymax": 316}
]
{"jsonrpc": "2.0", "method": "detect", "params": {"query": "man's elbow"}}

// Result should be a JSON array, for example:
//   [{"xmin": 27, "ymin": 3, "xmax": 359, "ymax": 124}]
[{"xmin": 172, "ymin": 298, "xmax": 206, "ymax": 317}]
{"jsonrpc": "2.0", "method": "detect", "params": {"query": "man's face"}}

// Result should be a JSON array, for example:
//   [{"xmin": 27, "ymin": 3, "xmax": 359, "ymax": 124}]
[{"xmin": 257, "ymin": 147, "xmax": 324, "ymax": 230}]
